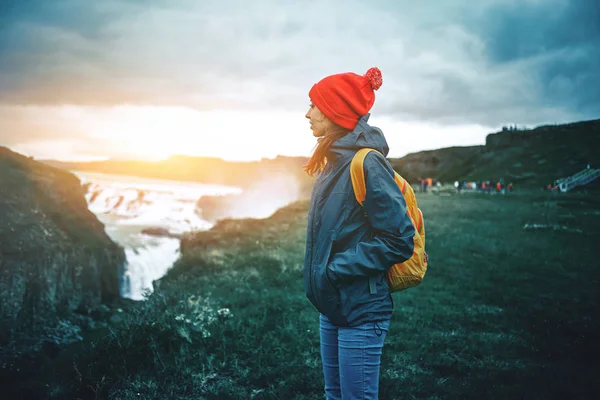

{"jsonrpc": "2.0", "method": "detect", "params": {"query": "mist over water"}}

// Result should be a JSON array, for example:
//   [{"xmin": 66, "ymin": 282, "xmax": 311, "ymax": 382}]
[
  {"xmin": 75, "ymin": 171, "xmax": 241, "ymax": 300},
  {"xmin": 74, "ymin": 170, "xmax": 301, "ymax": 300},
  {"xmin": 218, "ymin": 173, "xmax": 301, "ymax": 220}
]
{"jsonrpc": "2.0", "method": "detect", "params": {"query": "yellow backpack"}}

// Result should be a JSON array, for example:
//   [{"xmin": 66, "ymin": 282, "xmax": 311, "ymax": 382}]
[{"xmin": 350, "ymin": 148, "xmax": 428, "ymax": 292}]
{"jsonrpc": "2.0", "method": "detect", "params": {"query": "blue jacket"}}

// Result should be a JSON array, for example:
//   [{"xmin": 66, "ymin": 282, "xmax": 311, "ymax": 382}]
[{"xmin": 303, "ymin": 114, "xmax": 415, "ymax": 327}]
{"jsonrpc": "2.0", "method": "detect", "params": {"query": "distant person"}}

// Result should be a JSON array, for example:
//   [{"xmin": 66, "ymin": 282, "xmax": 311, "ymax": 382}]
[{"xmin": 303, "ymin": 67, "xmax": 415, "ymax": 399}]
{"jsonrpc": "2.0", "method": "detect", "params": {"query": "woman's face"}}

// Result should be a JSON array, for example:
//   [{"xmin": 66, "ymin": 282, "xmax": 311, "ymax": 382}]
[{"xmin": 305, "ymin": 102, "xmax": 333, "ymax": 138}]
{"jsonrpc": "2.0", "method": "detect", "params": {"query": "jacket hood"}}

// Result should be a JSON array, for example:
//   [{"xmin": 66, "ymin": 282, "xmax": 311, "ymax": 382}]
[{"xmin": 327, "ymin": 114, "xmax": 390, "ymax": 163}]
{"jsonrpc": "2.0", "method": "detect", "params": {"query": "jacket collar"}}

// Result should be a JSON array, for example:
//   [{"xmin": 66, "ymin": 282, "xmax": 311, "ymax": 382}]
[{"xmin": 326, "ymin": 114, "xmax": 390, "ymax": 166}]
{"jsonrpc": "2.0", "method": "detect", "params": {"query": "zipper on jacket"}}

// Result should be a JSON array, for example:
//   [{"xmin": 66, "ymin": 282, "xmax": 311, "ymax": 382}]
[
  {"xmin": 308, "ymin": 174, "xmax": 323, "ymax": 300},
  {"xmin": 308, "ymin": 164, "xmax": 334, "ymax": 300}
]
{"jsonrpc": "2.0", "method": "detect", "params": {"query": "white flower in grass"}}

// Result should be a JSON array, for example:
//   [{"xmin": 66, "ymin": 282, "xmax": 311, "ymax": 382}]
[{"xmin": 217, "ymin": 308, "xmax": 232, "ymax": 318}]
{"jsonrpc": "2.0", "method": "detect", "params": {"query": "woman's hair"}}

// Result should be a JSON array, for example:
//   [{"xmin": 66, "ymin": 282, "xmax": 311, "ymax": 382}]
[{"xmin": 303, "ymin": 124, "xmax": 351, "ymax": 176}]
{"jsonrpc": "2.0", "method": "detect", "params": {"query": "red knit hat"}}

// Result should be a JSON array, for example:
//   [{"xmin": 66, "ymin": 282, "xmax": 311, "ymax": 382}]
[{"xmin": 309, "ymin": 67, "xmax": 383, "ymax": 130}]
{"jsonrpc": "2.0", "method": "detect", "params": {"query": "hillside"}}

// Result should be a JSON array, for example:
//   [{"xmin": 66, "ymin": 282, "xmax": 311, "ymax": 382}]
[
  {"xmin": 390, "ymin": 145, "xmax": 485, "ymax": 183},
  {"xmin": 391, "ymin": 119, "xmax": 600, "ymax": 187},
  {"xmin": 0, "ymin": 147, "xmax": 126, "ymax": 341},
  {"xmin": 42, "ymin": 154, "xmax": 316, "ymax": 194}
]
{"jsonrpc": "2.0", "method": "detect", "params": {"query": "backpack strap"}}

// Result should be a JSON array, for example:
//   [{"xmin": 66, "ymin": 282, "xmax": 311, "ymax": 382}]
[
  {"xmin": 416, "ymin": 208, "xmax": 424, "ymax": 233},
  {"xmin": 397, "ymin": 174, "xmax": 407, "ymax": 194},
  {"xmin": 350, "ymin": 148, "xmax": 378, "ymax": 206}
]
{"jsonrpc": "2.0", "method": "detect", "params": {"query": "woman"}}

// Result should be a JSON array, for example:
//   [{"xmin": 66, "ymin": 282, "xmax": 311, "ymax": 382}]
[{"xmin": 303, "ymin": 67, "xmax": 415, "ymax": 399}]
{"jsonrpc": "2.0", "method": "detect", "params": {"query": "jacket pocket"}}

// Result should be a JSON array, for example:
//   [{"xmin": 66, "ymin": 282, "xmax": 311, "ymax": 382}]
[
  {"xmin": 313, "ymin": 231, "xmax": 343, "ymax": 321},
  {"xmin": 324, "ymin": 229, "xmax": 341, "ymax": 287},
  {"xmin": 368, "ymin": 273, "xmax": 389, "ymax": 295}
]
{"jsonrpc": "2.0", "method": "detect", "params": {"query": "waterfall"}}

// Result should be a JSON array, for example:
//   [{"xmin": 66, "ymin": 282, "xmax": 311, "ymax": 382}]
[{"xmin": 75, "ymin": 171, "xmax": 242, "ymax": 300}]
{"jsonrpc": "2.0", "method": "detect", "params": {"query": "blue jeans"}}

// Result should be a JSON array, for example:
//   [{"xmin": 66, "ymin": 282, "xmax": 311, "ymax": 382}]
[{"xmin": 320, "ymin": 314, "xmax": 390, "ymax": 400}]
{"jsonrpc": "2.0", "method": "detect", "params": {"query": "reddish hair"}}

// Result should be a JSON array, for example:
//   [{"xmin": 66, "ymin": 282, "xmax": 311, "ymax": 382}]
[{"xmin": 303, "ymin": 125, "xmax": 351, "ymax": 176}]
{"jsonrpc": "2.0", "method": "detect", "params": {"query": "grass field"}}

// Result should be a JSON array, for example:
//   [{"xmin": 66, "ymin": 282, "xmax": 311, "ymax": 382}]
[{"xmin": 3, "ymin": 189, "xmax": 600, "ymax": 399}]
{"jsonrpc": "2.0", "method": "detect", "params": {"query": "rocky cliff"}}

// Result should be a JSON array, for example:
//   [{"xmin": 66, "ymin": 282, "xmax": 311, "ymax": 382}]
[
  {"xmin": 390, "ymin": 118, "xmax": 600, "ymax": 186},
  {"xmin": 390, "ymin": 145, "xmax": 485, "ymax": 183},
  {"xmin": 0, "ymin": 147, "xmax": 126, "ymax": 338}
]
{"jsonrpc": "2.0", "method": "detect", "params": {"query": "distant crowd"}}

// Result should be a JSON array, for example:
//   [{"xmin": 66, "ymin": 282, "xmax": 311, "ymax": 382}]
[
  {"xmin": 417, "ymin": 178, "xmax": 514, "ymax": 195},
  {"xmin": 419, "ymin": 178, "xmax": 438, "ymax": 192},
  {"xmin": 454, "ymin": 180, "xmax": 513, "ymax": 195}
]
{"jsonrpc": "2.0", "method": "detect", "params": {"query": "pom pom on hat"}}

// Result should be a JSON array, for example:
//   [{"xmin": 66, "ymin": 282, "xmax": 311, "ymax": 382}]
[
  {"xmin": 365, "ymin": 67, "xmax": 382, "ymax": 91},
  {"xmin": 309, "ymin": 67, "xmax": 383, "ymax": 130}
]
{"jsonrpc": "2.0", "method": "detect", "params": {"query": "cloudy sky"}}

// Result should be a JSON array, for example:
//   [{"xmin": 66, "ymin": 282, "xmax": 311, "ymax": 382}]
[{"xmin": 1, "ymin": 0, "xmax": 598, "ymax": 161}]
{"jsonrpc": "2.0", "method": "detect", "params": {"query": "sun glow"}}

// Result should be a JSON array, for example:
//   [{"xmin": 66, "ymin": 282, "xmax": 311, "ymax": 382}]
[
  {"xmin": 8, "ymin": 105, "xmax": 318, "ymax": 162},
  {"xmin": 5, "ymin": 104, "xmax": 494, "ymax": 162}
]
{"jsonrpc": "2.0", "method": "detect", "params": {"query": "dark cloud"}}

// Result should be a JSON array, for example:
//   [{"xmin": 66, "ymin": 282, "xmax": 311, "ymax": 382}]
[
  {"xmin": 481, "ymin": 0, "xmax": 600, "ymax": 63},
  {"xmin": 476, "ymin": 0, "xmax": 600, "ymax": 117},
  {"xmin": 0, "ymin": 0, "xmax": 111, "ymax": 39},
  {"xmin": 0, "ymin": 0, "xmax": 598, "ymax": 128}
]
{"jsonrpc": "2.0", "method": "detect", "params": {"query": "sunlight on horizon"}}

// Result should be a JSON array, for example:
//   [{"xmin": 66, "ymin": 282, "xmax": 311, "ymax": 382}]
[{"xmin": 6, "ymin": 105, "xmax": 497, "ymax": 162}]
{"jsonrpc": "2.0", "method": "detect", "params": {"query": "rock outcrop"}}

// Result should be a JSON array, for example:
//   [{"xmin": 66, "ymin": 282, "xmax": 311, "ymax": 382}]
[
  {"xmin": 486, "ymin": 120, "xmax": 600, "ymax": 149},
  {"xmin": 390, "ymin": 146, "xmax": 485, "ymax": 183},
  {"xmin": 0, "ymin": 147, "xmax": 126, "ymax": 337},
  {"xmin": 391, "ymin": 118, "xmax": 600, "ymax": 186}
]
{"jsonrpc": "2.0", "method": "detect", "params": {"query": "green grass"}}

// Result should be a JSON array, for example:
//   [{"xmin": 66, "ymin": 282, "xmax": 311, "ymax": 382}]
[{"xmin": 3, "ymin": 191, "xmax": 599, "ymax": 399}]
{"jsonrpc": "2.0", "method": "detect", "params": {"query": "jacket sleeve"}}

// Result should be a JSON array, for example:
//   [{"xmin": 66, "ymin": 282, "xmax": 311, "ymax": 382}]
[{"xmin": 327, "ymin": 151, "xmax": 415, "ymax": 283}]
